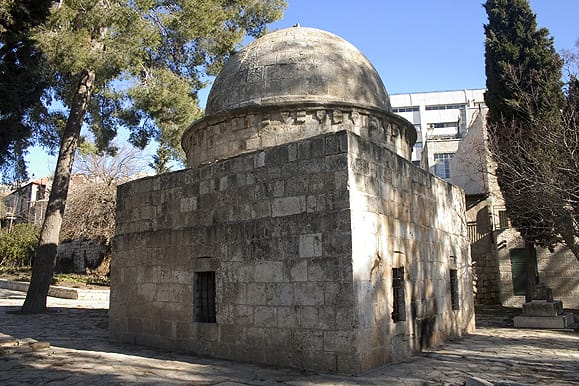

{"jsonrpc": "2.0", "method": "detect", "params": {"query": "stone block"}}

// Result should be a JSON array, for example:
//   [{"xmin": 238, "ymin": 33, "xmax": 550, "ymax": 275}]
[
  {"xmin": 272, "ymin": 196, "xmax": 306, "ymax": 217},
  {"xmin": 323, "ymin": 330, "xmax": 356, "ymax": 352},
  {"xmin": 277, "ymin": 306, "xmax": 300, "ymax": 328},
  {"xmin": 522, "ymin": 300, "xmax": 563, "ymax": 316},
  {"xmin": 307, "ymin": 257, "xmax": 340, "ymax": 282},
  {"xmin": 291, "ymin": 329, "xmax": 324, "ymax": 352},
  {"xmin": 530, "ymin": 283, "xmax": 553, "ymax": 301},
  {"xmin": 293, "ymin": 282, "xmax": 324, "ymax": 305},
  {"xmin": 289, "ymin": 259, "xmax": 308, "ymax": 281},
  {"xmin": 254, "ymin": 306, "xmax": 276, "ymax": 327},
  {"xmin": 513, "ymin": 313, "xmax": 574, "ymax": 329},
  {"xmin": 299, "ymin": 233, "xmax": 322, "ymax": 258},
  {"xmin": 303, "ymin": 350, "xmax": 337, "ymax": 372}
]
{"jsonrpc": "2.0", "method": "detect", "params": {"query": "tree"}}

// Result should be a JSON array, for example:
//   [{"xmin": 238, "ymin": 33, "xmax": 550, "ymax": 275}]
[
  {"xmin": 484, "ymin": 0, "xmax": 579, "ymax": 262},
  {"xmin": 62, "ymin": 142, "xmax": 147, "ymax": 243},
  {"xmin": 0, "ymin": 0, "xmax": 59, "ymax": 183},
  {"xmin": 15, "ymin": 0, "xmax": 286, "ymax": 313}
]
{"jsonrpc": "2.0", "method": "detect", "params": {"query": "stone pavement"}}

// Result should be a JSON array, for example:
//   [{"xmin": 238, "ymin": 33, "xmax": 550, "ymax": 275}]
[{"xmin": 1, "ymin": 288, "xmax": 578, "ymax": 385}]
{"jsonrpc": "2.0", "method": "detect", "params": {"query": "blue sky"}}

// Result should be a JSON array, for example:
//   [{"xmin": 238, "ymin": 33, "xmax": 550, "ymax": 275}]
[{"xmin": 25, "ymin": 0, "xmax": 579, "ymax": 179}]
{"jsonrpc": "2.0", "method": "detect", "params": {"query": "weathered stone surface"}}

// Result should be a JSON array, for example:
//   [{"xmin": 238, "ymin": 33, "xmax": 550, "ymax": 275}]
[
  {"xmin": 513, "ymin": 313, "xmax": 574, "ymax": 329},
  {"xmin": 205, "ymin": 28, "xmax": 390, "ymax": 116},
  {"xmin": 522, "ymin": 300, "xmax": 563, "ymax": 317},
  {"xmin": 531, "ymin": 283, "xmax": 553, "ymax": 302},
  {"xmin": 111, "ymin": 26, "xmax": 473, "ymax": 375},
  {"xmin": 111, "ymin": 131, "xmax": 474, "ymax": 374}
]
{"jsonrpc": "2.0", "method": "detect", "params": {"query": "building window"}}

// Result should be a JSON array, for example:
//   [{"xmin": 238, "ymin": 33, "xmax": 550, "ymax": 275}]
[
  {"xmin": 393, "ymin": 106, "xmax": 419, "ymax": 113},
  {"xmin": 425, "ymin": 104, "xmax": 466, "ymax": 111},
  {"xmin": 193, "ymin": 271, "xmax": 216, "ymax": 323},
  {"xmin": 450, "ymin": 269, "xmax": 459, "ymax": 310},
  {"xmin": 428, "ymin": 122, "xmax": 458, "ymax": 129},
  {"xmin": 433, "ymin": 153, "xmax": 453, "ymax": 179},
  {"xmin": 498, "ymin": 210, "xmax": 509, "ymax": 229},
  {"xmin": 392, "ymin": 267, "xmax": 406, "ymax": 322}
]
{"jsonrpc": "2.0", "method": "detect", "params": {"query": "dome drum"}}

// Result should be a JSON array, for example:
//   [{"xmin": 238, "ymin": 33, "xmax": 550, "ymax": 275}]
[{"xmin": 182, "ymin": 104, "xmax": 416, "ymax": 168}]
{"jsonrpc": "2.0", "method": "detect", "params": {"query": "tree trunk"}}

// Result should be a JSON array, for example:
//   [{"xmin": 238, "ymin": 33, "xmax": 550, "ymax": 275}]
[{"xmin": 21, "ymin": 69, "xmax": 95, "ymax": 314}]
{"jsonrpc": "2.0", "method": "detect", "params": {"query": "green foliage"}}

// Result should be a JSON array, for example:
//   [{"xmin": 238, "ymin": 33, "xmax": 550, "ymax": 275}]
[
  {"xmin": 484, "ymin": 0, "xmax": 564, "ymax": 128},
  {"xmin": 0, "ymin": 0, "xmax": 286, "ymax": 181},
  {"xmin": 0, "ymin": 224, "xmax": 39, "ymax": 268},
  {"xmin": 0, "ymin": 0, "xmax": 58, "ymax": 183}
]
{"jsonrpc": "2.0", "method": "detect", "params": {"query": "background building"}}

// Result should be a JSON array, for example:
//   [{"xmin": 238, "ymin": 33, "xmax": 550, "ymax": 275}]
[
  {"xmin": 2, "ymin": 177, "xmax": 50, "ymax": 228},
  {"xmin": 450, "ymin": 107, "xmax": 579, "ymax": 309},
  {"xmin": 391, "ymin": 89, "xmax": 486, "ymax": 181}
]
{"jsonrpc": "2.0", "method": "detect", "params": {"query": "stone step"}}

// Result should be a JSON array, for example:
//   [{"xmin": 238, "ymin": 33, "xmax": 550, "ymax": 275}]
[{"xmin": 513, "ymin": 312, "xmax": 575, "ymax": 329}]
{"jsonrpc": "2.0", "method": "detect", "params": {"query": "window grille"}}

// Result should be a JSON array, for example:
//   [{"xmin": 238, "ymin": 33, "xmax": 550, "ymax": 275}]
[
  {"xmin": 450, "ymin": 269, "xmax": 459, "ymax": 310},
  {"xmin": 392, "ymin": 267, "xmax": 406, "ymax": 322},
  {"xmin": 193, "ymin": 271, "xmax": 216, "ymax": 323}
]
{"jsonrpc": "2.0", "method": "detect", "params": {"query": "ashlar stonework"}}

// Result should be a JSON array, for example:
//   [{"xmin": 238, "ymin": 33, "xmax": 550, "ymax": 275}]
[{"xmin": 110, "ymin": 27, "xmax": 475, "ymax": 374}]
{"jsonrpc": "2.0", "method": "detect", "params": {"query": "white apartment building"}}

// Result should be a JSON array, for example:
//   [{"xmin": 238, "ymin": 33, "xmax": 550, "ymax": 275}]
[{"xmin": 390, "ymin": 89, "xmax": 486, "ymax": 180}]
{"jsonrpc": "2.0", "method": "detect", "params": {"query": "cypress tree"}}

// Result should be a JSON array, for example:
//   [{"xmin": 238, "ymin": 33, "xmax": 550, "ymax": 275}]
[
  {"xmin": 484, "ymin": 0, "xmax": 564, "ymax": 129},
  {"xmin": 484, "ymin": 0, "xmax": 579, "ymax": 263}
]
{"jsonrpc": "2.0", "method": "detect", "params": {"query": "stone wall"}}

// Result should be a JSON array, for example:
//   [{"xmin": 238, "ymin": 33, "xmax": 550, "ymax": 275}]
[
  {"xmin": 110, "ymin": 130, "xmax": 474, "ymax": 374},
  {"xmin": 56, "ymin": 239, "xmax": 107, "ymax": 273},
  {"xmin": 182, "ymin": 105, "xmax": 415, "ymax": 169},
  {"xmin": 536, "ymin": 246, "xmax": 579, "ymax": 309},
  {"xmin": 111, "ymin": 131, "xmax": 357, "ymax": 372},
  {"xmin": 495, "ymin": 227, "xmax": 579, "ymax": 309},
  {"xmin": 465, "ymin": 197, "xmax": 500, "ymax": 305},
  {"xmin": 346, "ymin": 133, "xmax": 474, "ymax": 369}
]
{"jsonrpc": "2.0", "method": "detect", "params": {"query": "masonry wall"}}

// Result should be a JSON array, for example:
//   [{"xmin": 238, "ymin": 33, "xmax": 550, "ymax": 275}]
[
  {"xmin": 110, "ymin": 130, "xmax": 475, "ymax": 374},
  {"xmin": 495, "ymin": 227, "xmax": 579, "ymax": 309},
  {"xmin": 345, "ymin": 134, "xmax": 475, "ymax": 371},
  {"xmin": 56, "ymin": 239, "xmax": 107, "ymax": 273},
  {"xmin": 110, "ymin": 131, "xmax": 358, "ymax": 372},
  {"xmin": 465, "ymin": 197, "xmax": 500, "ymax": 305}
]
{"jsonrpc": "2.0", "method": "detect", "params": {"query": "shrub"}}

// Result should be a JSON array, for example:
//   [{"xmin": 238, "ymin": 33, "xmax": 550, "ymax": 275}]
[{"xmin": 0, "ymin": 223, "xmax": 40, "ymax": 268}]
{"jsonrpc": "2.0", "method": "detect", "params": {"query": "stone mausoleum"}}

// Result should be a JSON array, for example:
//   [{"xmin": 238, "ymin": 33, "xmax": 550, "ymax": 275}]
[{"xmin": 109, "ymin": 27, "xmax": 475, "ymax": 374}]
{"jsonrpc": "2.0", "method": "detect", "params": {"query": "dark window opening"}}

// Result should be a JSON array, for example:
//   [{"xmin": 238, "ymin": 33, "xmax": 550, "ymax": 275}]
[
  {"xmin": 392, "ymin": 267, "xmax": 406, "ymax": 322},
  {"xmin": 498, "ymin": 210, "xmax": 509, "ymax": 229},
  {"xmin": 450, "ymin": 269, "xmax": 459, "ymax": 310},
  {"xmin": 194, "ymin": 271, "xmax": 216, "ymax": 323}
]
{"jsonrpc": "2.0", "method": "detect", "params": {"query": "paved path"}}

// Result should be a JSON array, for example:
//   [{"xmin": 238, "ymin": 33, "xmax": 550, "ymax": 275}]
[{"xmin": 1, "ymin": 288, "xmax": 578, "ymax": 385}]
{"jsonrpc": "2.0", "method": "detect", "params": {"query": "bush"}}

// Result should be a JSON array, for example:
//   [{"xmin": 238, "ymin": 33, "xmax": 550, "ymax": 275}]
[{"xmin": 0, "ymin": 224, "xmax": 40, "ymax": 268}]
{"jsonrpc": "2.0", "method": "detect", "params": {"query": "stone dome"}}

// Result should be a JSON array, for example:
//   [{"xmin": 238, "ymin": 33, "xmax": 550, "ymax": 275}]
[{"xmin": 205, "ymin": 27, "xmax": 391, "ymax": 115}]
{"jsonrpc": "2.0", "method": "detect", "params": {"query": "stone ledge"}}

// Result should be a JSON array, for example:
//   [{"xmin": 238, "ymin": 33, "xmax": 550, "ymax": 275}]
[
  {"xmin": 0, "ymin": 279, "xmax": 109, "ymax": 301},
  {"xmin": 522, "ymin": 300, "xmax": 562, "ymax": 317},
  {"xmin": 513, "ymin": 313, "xmax": 574, "ymax": 329}
]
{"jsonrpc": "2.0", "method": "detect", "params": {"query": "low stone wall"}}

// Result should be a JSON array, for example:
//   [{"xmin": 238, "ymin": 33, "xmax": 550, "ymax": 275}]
[
  {"xmin": 56, "ymin": 239, "xmax": 107, "ymax": 273},
  {"xmin": 0, "ymin": 278, "xmax": 110, "ymax": 301}
]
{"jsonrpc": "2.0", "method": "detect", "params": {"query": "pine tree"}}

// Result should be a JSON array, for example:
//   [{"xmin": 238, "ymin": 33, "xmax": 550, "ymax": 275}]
[
  {"xmin": 0, "ymin": 0, "xmax": 56, "ymax": 183},
  {"xmin": 15, "ymin": 0, "xmax": 286, "ymax": 313},
  {"xmin": 484, "ymin": 0, "xmax": 579, "ymax": 262}
]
